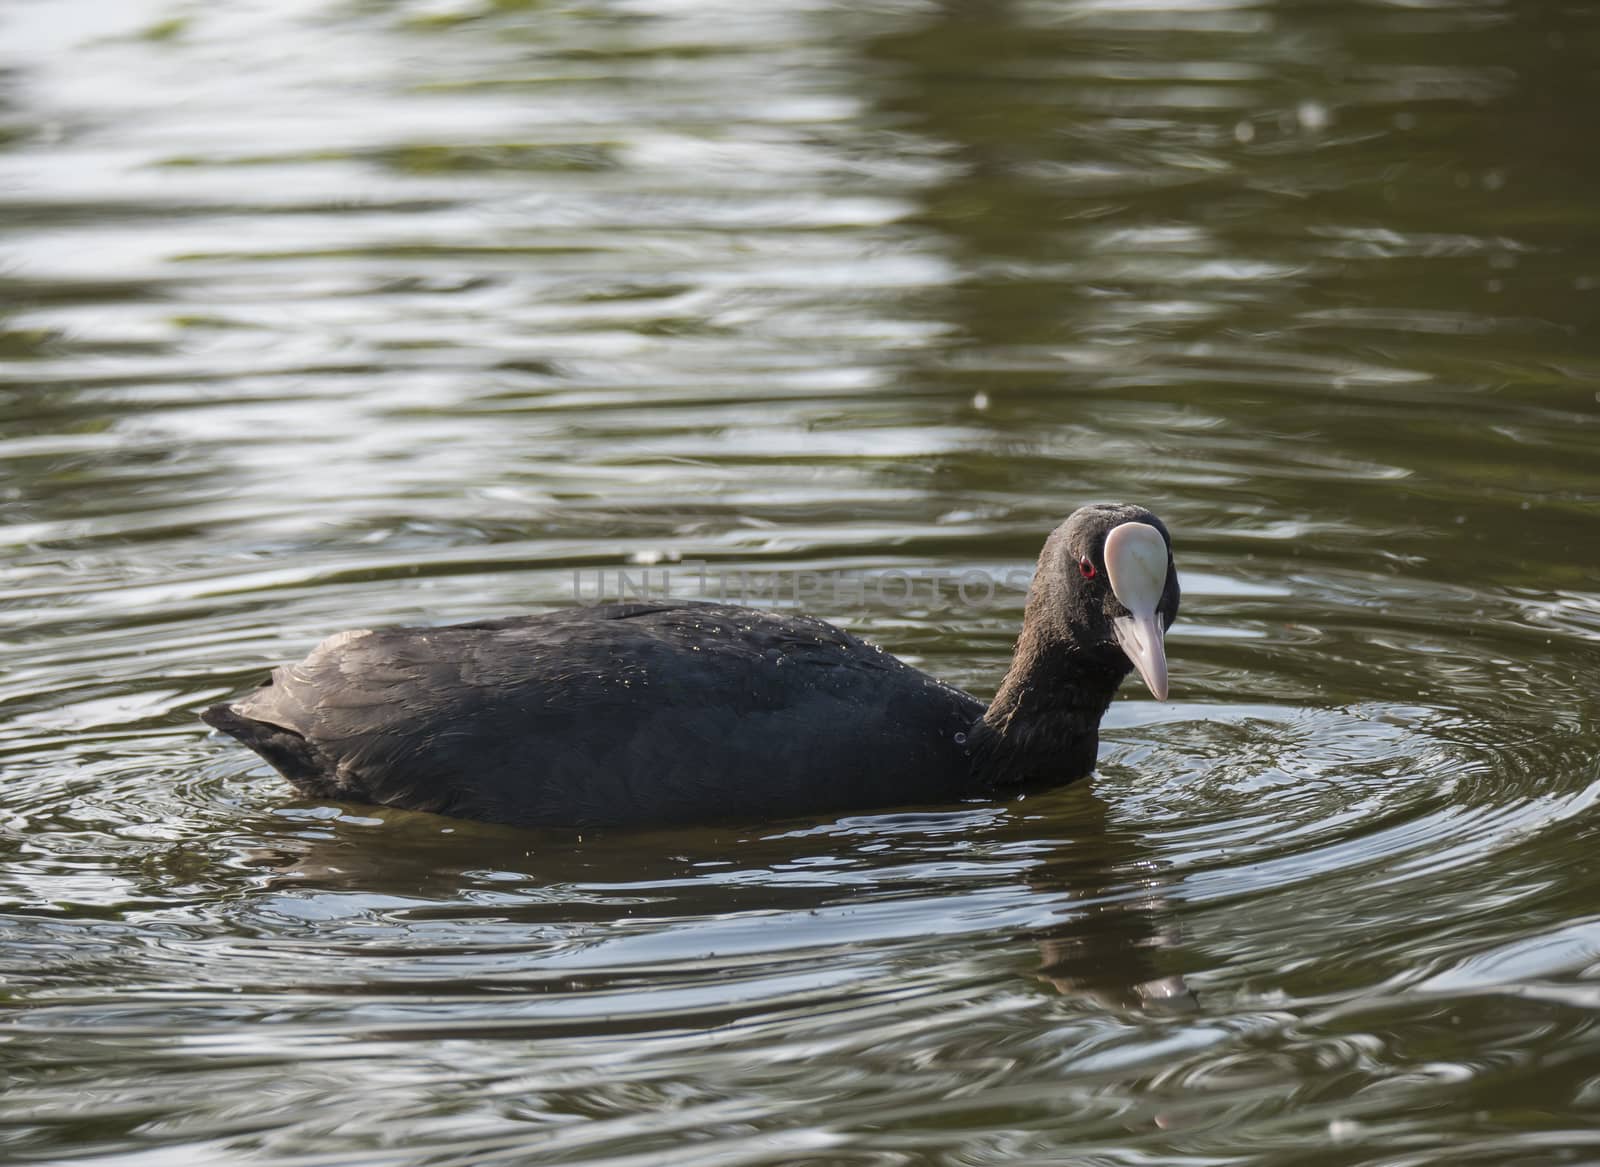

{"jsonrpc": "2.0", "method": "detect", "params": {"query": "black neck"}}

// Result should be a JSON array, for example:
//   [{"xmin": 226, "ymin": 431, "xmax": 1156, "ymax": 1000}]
[{"xmin": 967, "ymin": 622, "xmax": 1129, "ymax": 788}]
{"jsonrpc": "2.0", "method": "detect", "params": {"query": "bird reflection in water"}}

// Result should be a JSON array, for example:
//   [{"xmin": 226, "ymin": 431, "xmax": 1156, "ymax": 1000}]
[
  {"xmin": 232, "ymin": 780, "xmax": 1194, "ymax": 1015},
  {"xmin": 1019, "ymin": 791, "xmax": 1196, "ymax": 1012}
]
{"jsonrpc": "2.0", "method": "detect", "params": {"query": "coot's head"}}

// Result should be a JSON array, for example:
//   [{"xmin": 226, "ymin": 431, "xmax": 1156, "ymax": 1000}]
[{"xmin": 1028, "ymin": 503, "xmax": 1181, "ymax": 699}]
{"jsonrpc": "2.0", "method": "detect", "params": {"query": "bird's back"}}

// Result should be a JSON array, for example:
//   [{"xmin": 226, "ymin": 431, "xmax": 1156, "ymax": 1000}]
[{"xmin": 204, "ymin": 602, "xmax": 986, "ymax": 827}]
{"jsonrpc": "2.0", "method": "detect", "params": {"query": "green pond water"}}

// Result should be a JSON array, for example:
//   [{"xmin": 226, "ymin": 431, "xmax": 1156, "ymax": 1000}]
[{"xmin": 2, "ymin": 1, "xmax": 1599, "ymax": 1163}]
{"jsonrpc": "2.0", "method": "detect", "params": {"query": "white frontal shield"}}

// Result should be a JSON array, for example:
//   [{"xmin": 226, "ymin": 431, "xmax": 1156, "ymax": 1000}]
[{"xmin": 1103, "ymin": 521, "xmax": 1170, "ymax": 701}]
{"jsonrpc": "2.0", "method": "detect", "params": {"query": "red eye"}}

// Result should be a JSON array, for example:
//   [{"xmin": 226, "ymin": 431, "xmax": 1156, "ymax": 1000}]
[{"xmin": 1078, "ymin": 557, "xmax": 1096, "ymax": 579}]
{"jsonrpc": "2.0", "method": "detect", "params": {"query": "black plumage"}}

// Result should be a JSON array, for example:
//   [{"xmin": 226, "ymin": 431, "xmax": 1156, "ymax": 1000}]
[{"xmin": 203, "ymin": 503, "xmax": 1180, "ymax": 828}]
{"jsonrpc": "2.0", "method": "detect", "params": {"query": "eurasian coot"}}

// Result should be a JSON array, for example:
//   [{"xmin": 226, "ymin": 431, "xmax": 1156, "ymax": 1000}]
[{"xmin": 203, "ymin": 503, "xmax": 1179, "ymax": 828}]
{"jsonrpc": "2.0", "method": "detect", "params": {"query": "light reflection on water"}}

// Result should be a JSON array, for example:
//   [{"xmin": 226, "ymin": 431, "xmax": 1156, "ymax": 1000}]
[{"xmin": 2, "ymin": 0, "xmax": 1599, "ymax": 1163}]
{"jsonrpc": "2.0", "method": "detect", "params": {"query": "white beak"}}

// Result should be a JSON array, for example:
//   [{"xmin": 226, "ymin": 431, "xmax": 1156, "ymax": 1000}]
[{"xmin": 1103, "ymin": 521, "xmax": 1171, "ymax": 701}]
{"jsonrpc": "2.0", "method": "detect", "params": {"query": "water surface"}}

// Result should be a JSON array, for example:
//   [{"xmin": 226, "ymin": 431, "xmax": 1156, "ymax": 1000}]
[{"xmin": 3, "ymin": 1, "xmax": 1599, "ymax": 1164}]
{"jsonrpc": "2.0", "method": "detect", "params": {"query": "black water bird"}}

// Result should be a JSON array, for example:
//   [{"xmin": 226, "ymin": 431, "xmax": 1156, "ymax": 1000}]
[{"xmin": 202, "ymin": 503, "xmax": 1179, "ymax": 828}]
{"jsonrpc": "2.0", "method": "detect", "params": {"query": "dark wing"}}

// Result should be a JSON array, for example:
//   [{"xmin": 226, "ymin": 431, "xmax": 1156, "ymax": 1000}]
[{"xmin": 204, "ymin": 602, "xmax": 984, "ymax": 827}]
